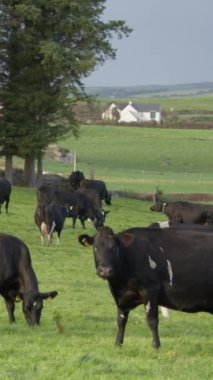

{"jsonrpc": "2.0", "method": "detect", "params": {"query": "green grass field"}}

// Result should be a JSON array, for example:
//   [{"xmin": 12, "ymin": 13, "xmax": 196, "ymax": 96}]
[
  {"xmin": 1, "ymin": 124, "xmax": 213, "ymax": 195},
  {"xmin": 48, "ymin": 125, "xmax": 213, "ymax": 194},
  {"xmin": 0, "ymin": 187, "xmax": 212, "ymax": 380}
]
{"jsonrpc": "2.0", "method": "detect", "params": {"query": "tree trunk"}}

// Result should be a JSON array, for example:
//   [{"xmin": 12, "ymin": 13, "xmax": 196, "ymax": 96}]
[
  {"xmin": 36, "ymin": 154, "xmax": 43, "ymax": 187},
  {"xmin": 4, "ymin": 155, "xmax": 13, "ymax": 184},
  {"xmin": 22, "ymin": 156, "xmax": 36, "ymax": 187}
]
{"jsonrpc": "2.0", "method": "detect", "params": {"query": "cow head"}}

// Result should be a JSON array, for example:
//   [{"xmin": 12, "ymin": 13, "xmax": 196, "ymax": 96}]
[
  {"xmin": 18, "ymin": 290, "xmax": 58, "ymax": 326},
  {"xmin": 79, "ymin": 226, "xmax": 134, "ymax": 280},
  {"xmin": 93, "ymin": 209, "xmax": 110, "ymax": 229},
  {"xmin": 150, "ymin": 202, "xmax": 164, "ymax": 212}
]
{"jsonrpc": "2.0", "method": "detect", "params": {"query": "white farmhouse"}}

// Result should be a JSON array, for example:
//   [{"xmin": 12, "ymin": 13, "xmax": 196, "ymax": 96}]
[{"xmin": 102, "ymin": 101, "xmax": 162, "ymax": 124}]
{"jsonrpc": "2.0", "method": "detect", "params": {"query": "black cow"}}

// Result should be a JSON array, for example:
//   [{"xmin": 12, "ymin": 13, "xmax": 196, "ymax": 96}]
[
  {"xmin": 0, "ymin": 233, "xmax": 57, "ymax": 325},
  {"xmin": 0, "ymin": 178, "xmax": 11, "ymax": 213},
  {"xmin": 69, "ymin": 171, "xmax": 112, "ymax": 206},
  {"xmin": 79, "ymin": 225, "xmax": 213, "ymax": 349},
  {"xmin": 150, "ymin": 200, "xmax": 213, "ymax": 226},
  {"xmin": 37, "ymin": 186, "xmax": 109, "ymax": 230},
  {"xmin": 80, "ymin": 179, "xmax": 112, "ymax": 206},
  {"xmin": 34, "ymin": 204, "xmax": 70, "ymax": 245}
]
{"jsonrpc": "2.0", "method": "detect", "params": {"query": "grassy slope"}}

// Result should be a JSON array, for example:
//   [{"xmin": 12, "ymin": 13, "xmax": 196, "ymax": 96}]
[
  {"xmin": 0, "ymin": 187, "xmax": 212, "ymax": 380},
  {"xmin": 40, "ymin": 125, "xmax": 213, "ymax": 194}
]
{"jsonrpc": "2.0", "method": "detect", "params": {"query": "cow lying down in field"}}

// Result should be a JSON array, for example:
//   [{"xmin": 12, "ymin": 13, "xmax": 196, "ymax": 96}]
[
  {"xmin": 150, "ymin": 200, "xmax": 213, "ymax": 226},
  {"xmin": 79, "ymin": 225, "xmax": 213, "ymax": 349}
]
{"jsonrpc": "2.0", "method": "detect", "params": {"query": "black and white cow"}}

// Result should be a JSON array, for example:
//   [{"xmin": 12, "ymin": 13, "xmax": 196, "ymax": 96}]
[
  {"xmin": 79, "ymin": 225, "xmax": 213, "ymax": 349},
  {"xmin": 0, "ymin": 233, "xmax": 57, "ymax": 325},
  {"xmin": 34, "ymin": 204, "xmax": 69, "ymax": 245},
  {"xmin": 0, "ymin": 178, "xmax": 11, "ymax": 213}
]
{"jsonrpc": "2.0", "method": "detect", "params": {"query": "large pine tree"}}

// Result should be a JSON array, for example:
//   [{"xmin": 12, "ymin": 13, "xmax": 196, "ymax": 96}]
[{"xmin": 0, "ymin": 1, "xmax": 131, "ymax": 185}]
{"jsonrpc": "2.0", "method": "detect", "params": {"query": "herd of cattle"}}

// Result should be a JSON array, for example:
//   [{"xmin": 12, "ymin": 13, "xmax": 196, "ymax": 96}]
[{"xmin": 0, "ymin": 173, "xmax": 213, "ymax": 349}]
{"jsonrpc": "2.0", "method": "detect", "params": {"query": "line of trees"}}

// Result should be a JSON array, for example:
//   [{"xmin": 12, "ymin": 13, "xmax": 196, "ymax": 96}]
[{"xmin": 0, "ymin": 0, "xmax": 131, "ymax": 186}]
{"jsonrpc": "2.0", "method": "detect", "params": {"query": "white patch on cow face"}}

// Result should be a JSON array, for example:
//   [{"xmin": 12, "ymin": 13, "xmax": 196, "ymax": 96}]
[
  {"xmin": 149, "ymin": 255, "xmax": 157, "ymax": 269},
  {"xmin": 146, "ymin": 301, "xmax": 151, "ymax": 314},
  {"xmin": 120, "ymin": 313, "xmax": 125, "ymax": 319},
  {"xmin": 167, "ymin": 259, "xmax": 173, "ymax": 286},
  {"xmin": 159, "ymin": 246, "xmax": 164, "ymax": 253}
]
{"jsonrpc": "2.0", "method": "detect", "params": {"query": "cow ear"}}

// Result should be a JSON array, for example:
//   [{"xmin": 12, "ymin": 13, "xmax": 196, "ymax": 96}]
[
  {"xmin": 119, "ymin": 233, "xmax": 134, "ymax": 247},
  {"xmin": 79, "ymin": 234, "xmax": 94, "ymax": 247},
  {"xmin": 41, "ymin": 291, "xmax": 58, "ymax": 300}
]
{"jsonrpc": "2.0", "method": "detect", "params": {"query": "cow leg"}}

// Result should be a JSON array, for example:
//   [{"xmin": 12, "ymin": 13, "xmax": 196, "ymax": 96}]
[
  {"xmin": 4, "ymin": 298, "xmax": 16, "ymax": 323},
  {"xmin": 72, "ymin": 216, "xmax": 77, "ymax": 229},
  {"xmin": 41, "ymin": 235, "xmax": 44, "ymax": 245},
  {"xmin": 79, "ymin": 217, "xmax": 86, "ymax": 229},
  {"xmin": 5, "ymin": 197, "xmax": 9, "ymax": 213},
  {"xmin": 115, "ymin": 308, "xmax": 129, "ymax": 346},
  {"xmin": 56, "ymin": 232, "xmax": 61, "ymax": 245},
  {"xmin": 47, "ymin": 234, "xmax": 52, "ymax": 246},
  {"xmin": 145, "ymin": 300, "xmax": 160, "ymax": 349}
]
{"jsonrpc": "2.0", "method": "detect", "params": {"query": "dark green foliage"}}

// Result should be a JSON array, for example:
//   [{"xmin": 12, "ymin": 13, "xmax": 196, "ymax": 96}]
[{"xmin": 0, "ymin": 1, "xmax": 131, "ymax": 160}]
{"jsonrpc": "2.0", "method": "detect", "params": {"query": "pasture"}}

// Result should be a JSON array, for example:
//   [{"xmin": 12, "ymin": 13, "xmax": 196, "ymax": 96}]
[
  {"xmin": 0, "ymin": 187, "xmax": 212, "ymax": 380},
  {"xmin": 61, "ymin": 125, "xmax": 213, "ymax": 194},
  {"xmin": 1, "ymin": 125, "xmax": 213, "ymax": 195}
]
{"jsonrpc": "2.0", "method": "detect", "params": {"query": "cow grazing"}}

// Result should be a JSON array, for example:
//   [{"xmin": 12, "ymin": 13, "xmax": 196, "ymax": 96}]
[
  {"xmin": 79, "ymin": 225, "xmax": 213, "ymax": 349},
  {"xmin": 150, "ymin": 200, "xmax": 213, "ymax": 226},
  {"xmin": 0, "ymin": 233, "xmax": 57, "ymax": 325},
  {"xmin": 0, "ymin": 178, "xmax": 11, "ymax": 213},
  {"xmin": 37, "ymin": 186, "xmax": 109, "ymax": 230},
  {"xmin": 76, "ymin": 188, "xmax": 110, "ymax": 229},
  {"xmin": 34, "ymin": 204, "xmax": 69, "ymax": 245}
]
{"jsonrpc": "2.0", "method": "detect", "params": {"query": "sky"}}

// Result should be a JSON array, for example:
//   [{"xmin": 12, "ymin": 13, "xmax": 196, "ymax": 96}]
[{"xmin": 84, "ymin": 0, "xmax": 213, "ymax": 87}]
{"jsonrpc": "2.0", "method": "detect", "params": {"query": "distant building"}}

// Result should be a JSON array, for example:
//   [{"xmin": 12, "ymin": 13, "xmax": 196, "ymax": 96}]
[{"xmin": 102, "ymin": 101, "xmax": 161, "ymax": 124}]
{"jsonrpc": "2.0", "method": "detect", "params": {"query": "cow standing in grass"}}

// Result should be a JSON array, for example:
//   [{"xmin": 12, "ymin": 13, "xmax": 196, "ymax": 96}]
[
  {"xmin": 34, "ymin": 204, "xmax": 70, "ymax": 246},
  {"xmin": 0, "ymin": 177, "xmax": 11, "ymax": 213},
  {"xmin": 36, "ymin": 185, "xmax": 109, "ymax": 230},
  {"xmin": 79, "ymin": 225, "xmax": 213, "ymax": 349}
]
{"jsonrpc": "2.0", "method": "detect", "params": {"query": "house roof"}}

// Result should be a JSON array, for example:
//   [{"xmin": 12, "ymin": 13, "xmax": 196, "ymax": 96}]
[
  {"xmin": 131, "ymin": 103, "xmax": 161, "ymax": 112},
  {"xmin": 110, "ymin": 102, "xmax": 161, "ymax": 112}
]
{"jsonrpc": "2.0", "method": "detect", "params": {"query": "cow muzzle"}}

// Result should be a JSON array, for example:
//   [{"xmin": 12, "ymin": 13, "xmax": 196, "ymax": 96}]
[{"xmin": 97, "ymin": 265, "xmax": 114, "ymax": 279}]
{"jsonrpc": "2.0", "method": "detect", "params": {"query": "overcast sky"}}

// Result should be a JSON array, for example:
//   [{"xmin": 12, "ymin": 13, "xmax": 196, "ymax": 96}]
[{"xmin": 84, "ymin": 0, "xmax": 213, "ymax": 87}]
